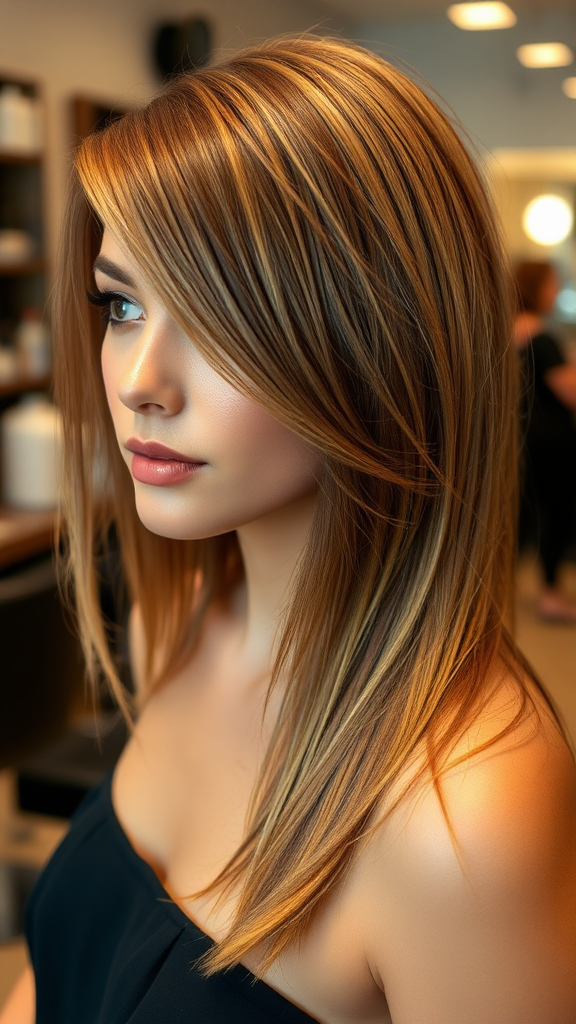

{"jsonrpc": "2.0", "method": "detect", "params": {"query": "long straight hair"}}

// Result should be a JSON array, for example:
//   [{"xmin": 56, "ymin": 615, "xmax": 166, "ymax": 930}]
[{"xmin": 54, "ymin": 35, "xmax": 544, "ymax": 972}]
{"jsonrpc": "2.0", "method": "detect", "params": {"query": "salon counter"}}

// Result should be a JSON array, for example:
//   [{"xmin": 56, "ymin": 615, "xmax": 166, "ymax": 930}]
[{"xmin": 0, "ymin": 505, "xmax": 55, "ymax": 570}]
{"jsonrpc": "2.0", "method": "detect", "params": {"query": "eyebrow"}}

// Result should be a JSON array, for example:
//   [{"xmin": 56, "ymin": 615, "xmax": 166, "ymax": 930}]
[{"xmin": 92, "ymin": 255, "xmax": 136, "ymax": 288}]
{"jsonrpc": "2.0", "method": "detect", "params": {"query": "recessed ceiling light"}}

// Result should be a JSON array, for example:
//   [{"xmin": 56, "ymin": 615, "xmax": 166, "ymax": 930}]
[
  {"xmin": 522, "ymin": 195, "xmax": 573, "ymax": 246},
  {"xmin": 562, "ymin": 77, "xmax": 576, "ymax": 98},
  {"xmin": 517, "ymin": 43, "xmax": 574, "ymax": 68},
  {"xmin": 447, "ymin": 3, "xmax": 517, "ymax": 30}
]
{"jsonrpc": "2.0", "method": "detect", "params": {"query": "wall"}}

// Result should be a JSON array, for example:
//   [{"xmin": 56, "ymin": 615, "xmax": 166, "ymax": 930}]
[
  {"xmin": 357, "ymin": 9, "xmax": 576, "ymax": 154},
  {"xmin": 0, "ymin": 0, "xmax": 350, "ymax": 265}
]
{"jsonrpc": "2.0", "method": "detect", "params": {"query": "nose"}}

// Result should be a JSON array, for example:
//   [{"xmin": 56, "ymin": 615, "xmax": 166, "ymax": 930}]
[{"xmin": 116, "ymin": 321, "xmax": 184, "ymax": 417}]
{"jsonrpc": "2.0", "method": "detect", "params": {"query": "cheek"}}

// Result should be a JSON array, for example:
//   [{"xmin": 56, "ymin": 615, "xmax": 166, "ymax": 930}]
[
  {"xmin": 225, "ymin": 400, "xmax": 322, "ymax": 495},
  {"xmin": 182, "ymin": 350, "xmax": 320, "ymax": 485},
  {"xmin": 101, "ymin": 340, "xmax": 114, "ymax": 405},
  {"xmin": 100, "ymin": 341, "xmax": 124, "ymax": 430}
]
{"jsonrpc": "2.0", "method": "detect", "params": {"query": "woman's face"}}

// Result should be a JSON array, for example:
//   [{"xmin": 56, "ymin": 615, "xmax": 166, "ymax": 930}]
[{"xmin": 96, "ymin": 229, "xmax": 321, "ymax": 540}]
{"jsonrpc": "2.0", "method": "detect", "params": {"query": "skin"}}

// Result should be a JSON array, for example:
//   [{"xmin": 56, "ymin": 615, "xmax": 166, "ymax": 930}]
[
  {"xmin": 96, "ymin": 231, "xmax": 323, "ymax": 668},
  {"xmin": 4, "ymin": 233, "xmax": 576, "ymax": 1024},
  {"xmin": 0, "ymin": 963, "xmax": 34, "ymax": 1024},
  {"xmin": 546, "ymin": 362, "xmax": 576, "ymax": 407}
]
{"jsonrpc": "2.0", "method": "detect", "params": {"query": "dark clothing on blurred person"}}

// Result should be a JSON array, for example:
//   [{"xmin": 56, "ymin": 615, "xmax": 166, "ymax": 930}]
[{"xmin": 520, "ymin": 331, "xmax": 576, "ymax": 585}]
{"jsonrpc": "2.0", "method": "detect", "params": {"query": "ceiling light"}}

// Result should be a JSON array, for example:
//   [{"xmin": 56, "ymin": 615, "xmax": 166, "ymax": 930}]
[
  {"xmin": 517, "ymin": 43, "xmax": 574, "ymax": 68},
  {"xmin": 522, "ymin": 195, "xmax": 573, "ymax": 246},
  {"xmin": 447, "ymin": 3, "xmax": 517, "ymax": 30},
  {"xmin": 562, "ymin": 77, "xmax": 576, "ymax": 98}
]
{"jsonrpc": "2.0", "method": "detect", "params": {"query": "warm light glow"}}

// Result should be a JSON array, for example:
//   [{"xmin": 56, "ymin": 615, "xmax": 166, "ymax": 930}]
[
  {"xmin": 517, "ymin": 43, "xmax": 574, "ymax": 68},
  {"xmin": 522, "ymin": 195, "xmax": 573, "ymax": 246},
  {"xmin": 562, "ymin": 77, "xmax": 576, "ymax": 98},
  {"xmin": 447, "ymin": 2, "xmax": 516, "ymax": 29}
]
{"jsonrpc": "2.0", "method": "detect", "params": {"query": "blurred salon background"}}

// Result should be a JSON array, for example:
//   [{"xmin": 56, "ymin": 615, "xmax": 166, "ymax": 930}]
[{"xmin": 1, "ymin": 0, "xmax": 575, "ymax": 1004}]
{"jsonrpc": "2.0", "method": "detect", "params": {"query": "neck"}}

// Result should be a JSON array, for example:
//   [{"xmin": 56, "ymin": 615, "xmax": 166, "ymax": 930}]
[{"xmin": 233, "ymin": 489, "xmax": 318, "ymax": 673}]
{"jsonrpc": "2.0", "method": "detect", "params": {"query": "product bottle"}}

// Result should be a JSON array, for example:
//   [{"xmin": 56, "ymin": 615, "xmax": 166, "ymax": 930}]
[
  {"xmin": 0, "ymin": 84, "xmax": 30, "ymax": 150},
  {"xmin": 0, "ymin": 346, "xmax": 17, "ymax": 383},
  {"xmin": 1, "ymin": 394, "xmax": 62, "ymax": 509},
  {"xmin": 16, "ymin": 308, "xmax": 51, "ymax": 377},
  {"xmin": 27, "ymin": 94, "xmax": 42, "ymax": 151}
]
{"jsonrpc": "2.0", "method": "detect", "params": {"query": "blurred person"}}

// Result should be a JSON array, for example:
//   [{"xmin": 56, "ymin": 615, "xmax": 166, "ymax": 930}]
[
  {"xmin": 2, "ymin": 37, "xmax": 576, "ymax": 1024},
  {"xmin": 515, "ymin": 260, "xmax": 576, "ymax": 622}
]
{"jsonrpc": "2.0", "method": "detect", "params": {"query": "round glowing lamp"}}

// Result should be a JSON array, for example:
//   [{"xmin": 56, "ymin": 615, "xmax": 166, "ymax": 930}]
[
  {"xmin": 522, "ymin": 195, "xmax": 573, "ymax": 246},
  {"xmin": 517, "ymin": 43, "xmax": 574, "ymax": 68},
  {"xmin": 447, "ymin": 3, "xmax": 517, "ymax": 30},
  {"xmin": 562, "ymin": 77, "xmax": 576, "ymax": 98}
]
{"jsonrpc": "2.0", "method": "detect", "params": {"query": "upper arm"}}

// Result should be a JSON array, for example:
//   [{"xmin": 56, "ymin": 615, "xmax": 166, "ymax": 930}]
[
  {"xmin": 0, "ymin": 964, "xmax": 35, "ymax": 1024},
  {"xmin": 544, "ymin": 362, "xmax": 576, "ymax": 408},
  {"xmin": 365, "ymin": 716, "xmax": 576, "ymax": 1024},
  {"xmin": 531, "ymin": 333, "xmax": 576, "ymax": 408}
]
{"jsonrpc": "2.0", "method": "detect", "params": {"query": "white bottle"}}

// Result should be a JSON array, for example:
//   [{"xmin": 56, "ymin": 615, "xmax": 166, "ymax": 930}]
[
  {"xmin": 26, "ymin": 94, "xmax": 43, "ymax": 151},
  {"xmin": 1, "ymin": 395, "xmax": 62, "ymax": 509},
  {"xmin": 16, "ymin": 309, "xmax": 51, "ymax": 376},
  {"xmin": 0, "ymin": 346, "xmax": 17, "ymax": 383},
  {"xmin": 0, "ymin": 85, "xmax": 29, "ymax": 150}
]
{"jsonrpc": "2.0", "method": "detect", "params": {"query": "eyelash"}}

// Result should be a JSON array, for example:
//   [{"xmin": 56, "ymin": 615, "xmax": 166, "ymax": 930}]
[{"xmin": 86, "ymin": 288, "xmax": 143, "ymax": 330}]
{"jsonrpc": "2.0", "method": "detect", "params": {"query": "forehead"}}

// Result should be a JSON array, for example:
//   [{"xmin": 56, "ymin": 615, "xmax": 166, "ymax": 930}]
[{"xmin": 94, "ymin": 229, "xmax": 141, "ymax": 281}]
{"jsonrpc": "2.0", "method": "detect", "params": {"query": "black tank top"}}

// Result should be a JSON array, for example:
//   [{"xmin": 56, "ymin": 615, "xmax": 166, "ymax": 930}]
[{"xmin": 25, "ymin": 770, "xmax": 318, "ymax": 1023}]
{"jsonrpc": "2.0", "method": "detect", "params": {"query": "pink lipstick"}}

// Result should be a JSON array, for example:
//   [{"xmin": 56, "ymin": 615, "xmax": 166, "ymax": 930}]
[{"xmin": 125, "ymin": 438, "xmax": 206, "ymax": 486}]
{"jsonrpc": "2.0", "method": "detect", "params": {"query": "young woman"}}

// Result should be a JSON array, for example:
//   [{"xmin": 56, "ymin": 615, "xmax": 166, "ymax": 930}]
[
  {"xmin": 3, "ymin": 36, "xmax": 576, "ymax": 1024},
  {"xmin": 514, "ymin": 260, "xmax": 576, "ymax": 623}
]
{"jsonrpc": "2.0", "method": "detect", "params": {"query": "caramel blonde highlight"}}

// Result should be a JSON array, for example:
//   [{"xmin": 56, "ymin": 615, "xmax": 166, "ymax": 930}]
[{"xmin": 54, "ymin": 36, "xmax": 550, "ymax": 974}]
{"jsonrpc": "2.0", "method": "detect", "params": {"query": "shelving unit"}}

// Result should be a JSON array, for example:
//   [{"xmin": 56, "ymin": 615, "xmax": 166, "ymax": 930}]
[
  {"xmin": 0, "ymin": 503, "xmax": 55, "ymax": 569},
  {"xmin": 0, "ymin": 259, "xmax": 45, "ymax": 277},
  {"xmin": 71, "ymin": 94, "xmax": 128, "ymax": 144},
  {"xmin": 0, "ymin": 73, "xmax": 47, "ymax": 373},
  {"xmin": 0, "ymin": 372, "xmax": 50, "ymax": 400},
  {"xmin": 0, "ymin": 72, "xmax": 51, "ymax": 569},
  {"xmin": 0, "ymin": 88, "xmax": 130, "ymax": 569}
]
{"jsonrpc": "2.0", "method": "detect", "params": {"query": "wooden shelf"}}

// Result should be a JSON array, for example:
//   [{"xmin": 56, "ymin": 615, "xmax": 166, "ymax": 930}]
[
  {"xmin": 0, "ymin": 504, "xmax": 55, "ymax": 570},
  {"xmin": 0, "ymin": 151, "xmax": 42, "ymax": 165},
  {"xmin": 0, "ymin": 259, "xmax": 45, "ymax": 277},
  {"xmin": 0, "ymin": 70, "xmax": 53, "ymax": 572},
  {"xmin": 0, "ymin": 373, "xmax": 50, "ymax": 398}
]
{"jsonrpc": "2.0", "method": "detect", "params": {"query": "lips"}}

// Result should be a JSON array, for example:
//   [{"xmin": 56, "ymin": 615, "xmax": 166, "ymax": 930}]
[
  {"xmin": 125, "ymin": 438, "xmax": 201, "ymax": 463},
  {"xmin": 125, "ymin": 437, "xmax": 206, "ymax": 486}
]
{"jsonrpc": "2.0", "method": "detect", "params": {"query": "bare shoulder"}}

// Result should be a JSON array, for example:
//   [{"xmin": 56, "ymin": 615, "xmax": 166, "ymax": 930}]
[
  {"xmin": 0, "ymin": 963, "xmax": 35, "ymax": 1024},
  {"xmin": 362, "ymin": 670, "xmax": 576, "ymax": 1024}
]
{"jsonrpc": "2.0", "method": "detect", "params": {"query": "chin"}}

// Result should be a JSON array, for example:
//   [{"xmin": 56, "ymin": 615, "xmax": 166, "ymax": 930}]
[{"xmin": 132, "ymin": 492, "xmax": 229, "ymax": 541}]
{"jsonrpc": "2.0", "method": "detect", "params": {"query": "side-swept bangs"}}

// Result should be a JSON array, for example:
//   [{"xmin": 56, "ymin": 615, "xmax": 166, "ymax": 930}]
[{"xmin": 76, "ymin": 40, "xmax": 509, "ymax": 505}]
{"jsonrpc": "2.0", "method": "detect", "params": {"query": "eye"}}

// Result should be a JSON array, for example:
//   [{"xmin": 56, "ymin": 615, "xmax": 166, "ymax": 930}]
[
  {"xmin": 109, "ymin": 296, "xmax": 144, "ymax": 324},
  {"xmin": 87, "ymin": 288, "xmax": 145, "ymax": 330}
]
